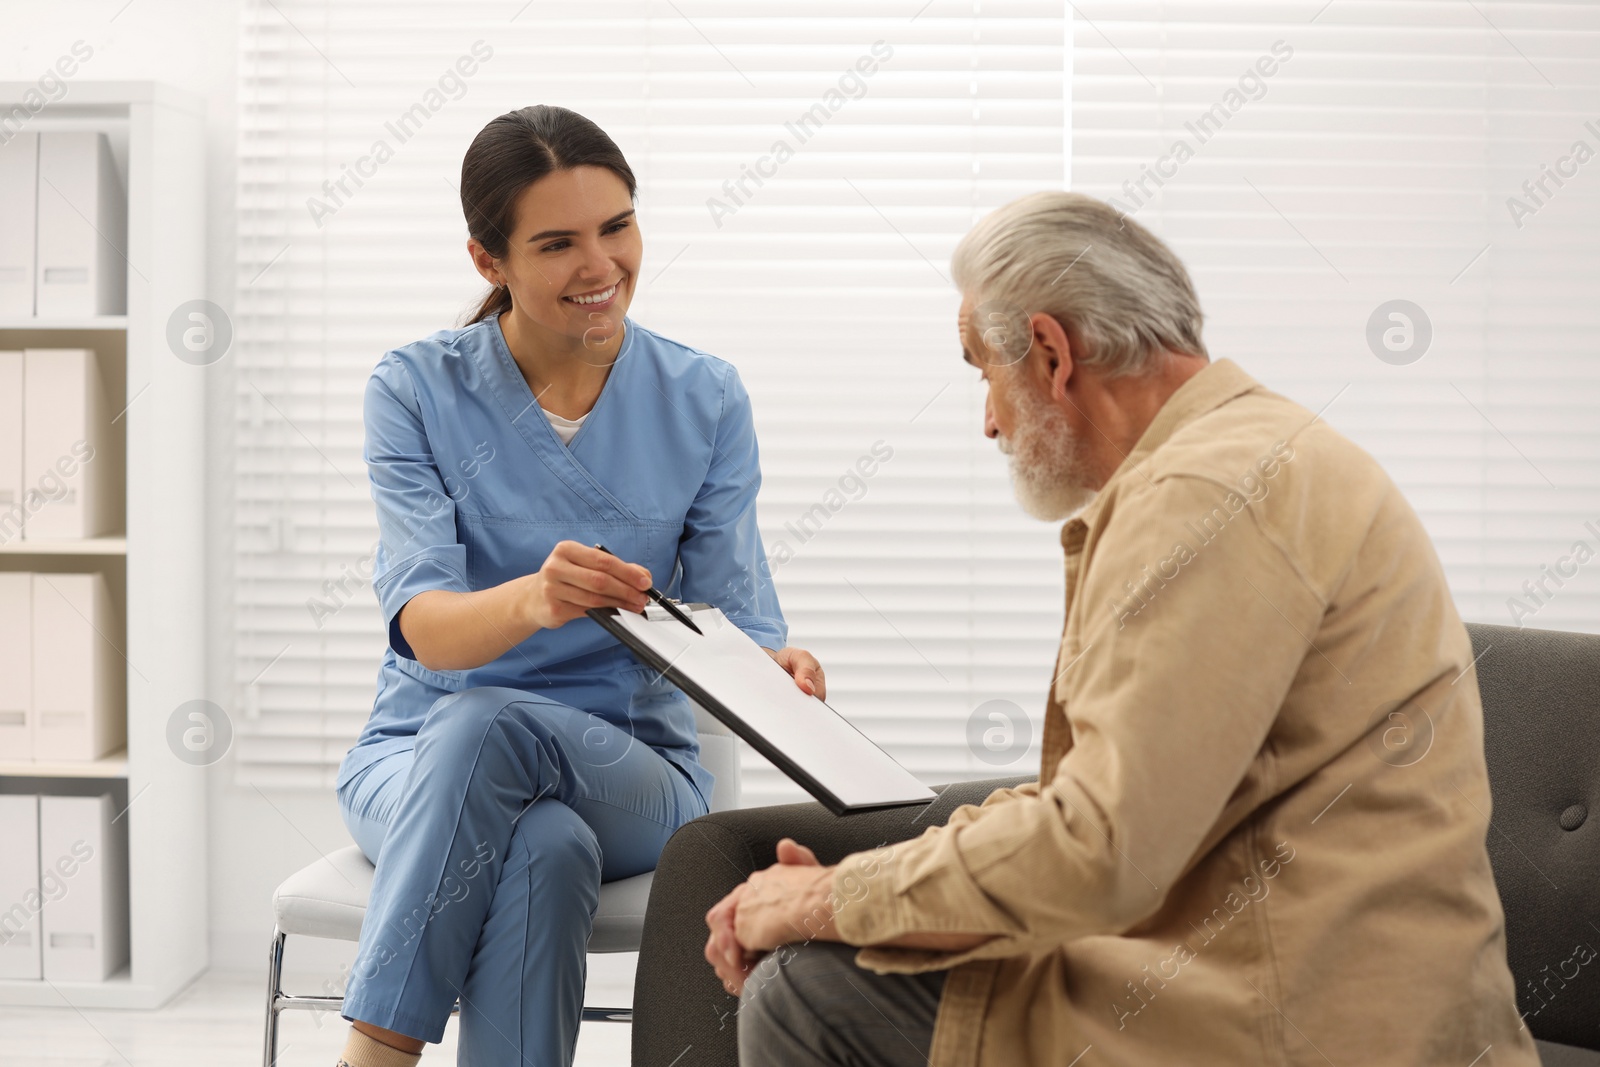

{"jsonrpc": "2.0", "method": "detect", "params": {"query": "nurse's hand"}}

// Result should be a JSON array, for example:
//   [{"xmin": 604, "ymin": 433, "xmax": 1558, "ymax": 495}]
[
  {"xmin": 763, "ymin": 646, "xmax": 825, "ymax": 699},
  {"xmin": 526, "ymin": 540, "xmax": 653, "ymax": 630}
]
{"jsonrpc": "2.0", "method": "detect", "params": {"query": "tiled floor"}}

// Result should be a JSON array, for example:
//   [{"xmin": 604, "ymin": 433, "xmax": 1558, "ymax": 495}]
[{"xmin": 0, "ymin": 956, "xmax": 636, "ymax": 1066}]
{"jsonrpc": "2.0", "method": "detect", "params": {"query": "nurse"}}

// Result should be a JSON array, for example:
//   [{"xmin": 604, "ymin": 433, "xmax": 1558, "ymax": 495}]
[{"xmin": 331, "ymin": 104, "xmax": 823, "ymax": 1067}]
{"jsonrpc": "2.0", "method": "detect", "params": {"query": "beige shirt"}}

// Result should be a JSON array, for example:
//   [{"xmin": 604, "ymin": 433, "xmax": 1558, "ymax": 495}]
[{"xmin": 829, "ymin": 359, "xmax": 1535, "ymax": 1066}]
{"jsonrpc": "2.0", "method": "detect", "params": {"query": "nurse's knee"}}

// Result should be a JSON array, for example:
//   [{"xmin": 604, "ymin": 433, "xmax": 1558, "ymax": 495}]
[
  {"xmin": 418, "ymin": 686, "xmax": 555, "ymax": 749},
  {"xmin": 504, "ymin": 798, "xmax": 603, "ymax": 883}
]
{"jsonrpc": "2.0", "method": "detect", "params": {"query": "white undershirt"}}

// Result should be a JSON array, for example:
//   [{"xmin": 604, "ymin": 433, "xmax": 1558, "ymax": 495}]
[{"xmin": 542, "ymin": 407, "xmax": 589, "ymax": 445}]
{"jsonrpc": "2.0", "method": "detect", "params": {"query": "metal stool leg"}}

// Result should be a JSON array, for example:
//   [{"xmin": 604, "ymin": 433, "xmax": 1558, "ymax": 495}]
[
  {"xmin": 582, "ymin": 1005, "xmax": 634, "ymax": 1022},
  {"xmin": 264, "ymin": 926, "xmax": 287, "ymax": 1067},
  {"xmin": 262, "ymin": 926, "xmax": 634, "ymax": 1066}
]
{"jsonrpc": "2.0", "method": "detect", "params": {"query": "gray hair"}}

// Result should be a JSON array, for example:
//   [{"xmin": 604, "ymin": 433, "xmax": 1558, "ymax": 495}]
[{"xmin": 950, "ymin": 191, "xmax": 1208, "ymax": 376}]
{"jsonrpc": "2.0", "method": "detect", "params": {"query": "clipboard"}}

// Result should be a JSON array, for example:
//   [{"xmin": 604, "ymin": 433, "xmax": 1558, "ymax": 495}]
[{"xmin": 588, "ymin": 602, "xmax": 937, "ymax": 817}]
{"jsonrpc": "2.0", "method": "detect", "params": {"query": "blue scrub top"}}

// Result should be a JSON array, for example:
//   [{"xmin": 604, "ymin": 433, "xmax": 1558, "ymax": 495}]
[{"xmin": 337, "ymin": 313, "xmax": 788, "ymax": 811}]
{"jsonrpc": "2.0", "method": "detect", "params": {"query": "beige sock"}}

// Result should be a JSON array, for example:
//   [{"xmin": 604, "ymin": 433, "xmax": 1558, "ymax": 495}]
[{"xmin": 336, "ymin": 1026, "xmax": 422, "ymax": 1067}]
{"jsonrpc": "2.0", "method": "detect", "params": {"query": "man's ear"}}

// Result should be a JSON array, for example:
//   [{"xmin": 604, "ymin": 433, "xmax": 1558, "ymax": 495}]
[{"xmin": 1029, "ymin": 312, "xmax": 1074, "ymax": 400}]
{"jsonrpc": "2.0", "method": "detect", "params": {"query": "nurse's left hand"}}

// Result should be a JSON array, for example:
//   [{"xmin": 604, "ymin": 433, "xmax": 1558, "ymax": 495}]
[{"xmin": 763, "ymin": 646, "xmax": 825, "ymax": 699}]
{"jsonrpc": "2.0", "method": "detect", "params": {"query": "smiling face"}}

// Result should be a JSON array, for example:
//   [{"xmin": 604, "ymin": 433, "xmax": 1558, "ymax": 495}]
[{"xmin": 470, "ymin": 164, "xmax": 642, "ymax": 352}]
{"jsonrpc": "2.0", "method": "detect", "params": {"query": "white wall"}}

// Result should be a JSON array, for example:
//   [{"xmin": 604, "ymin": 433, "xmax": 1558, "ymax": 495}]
[{"xmin": 1, "ymin": 0, "xmax": 357, "ymax": 975}]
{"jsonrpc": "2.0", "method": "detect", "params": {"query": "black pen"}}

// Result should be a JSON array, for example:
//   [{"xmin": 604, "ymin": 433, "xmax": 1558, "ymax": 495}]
[{"xmin": 592, "ymin": 543, "xmax": 704, "ymax": 635}]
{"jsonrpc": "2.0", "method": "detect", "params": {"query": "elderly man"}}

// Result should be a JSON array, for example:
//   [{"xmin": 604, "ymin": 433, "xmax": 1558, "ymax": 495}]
[{"xmin": 696, "ymin": 191, "xmax": 1535, "ymax": 1066}]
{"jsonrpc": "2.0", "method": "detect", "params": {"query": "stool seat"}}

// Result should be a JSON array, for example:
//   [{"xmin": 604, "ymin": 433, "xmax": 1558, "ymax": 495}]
[{"xmin": 272, "ymin": 844, "xmax": 655, "ymax": 953}]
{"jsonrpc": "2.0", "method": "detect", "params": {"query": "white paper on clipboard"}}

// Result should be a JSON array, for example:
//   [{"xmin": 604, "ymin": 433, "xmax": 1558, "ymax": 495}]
[{"xmin": 599, "ymin": 603, "xmax": 936, "ymax": 815}]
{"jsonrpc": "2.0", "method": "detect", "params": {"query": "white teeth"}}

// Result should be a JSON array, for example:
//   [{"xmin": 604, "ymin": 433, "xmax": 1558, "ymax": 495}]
[{"xmin": 564, "ymin": 284, "xmax": 617, "ymax": 305}]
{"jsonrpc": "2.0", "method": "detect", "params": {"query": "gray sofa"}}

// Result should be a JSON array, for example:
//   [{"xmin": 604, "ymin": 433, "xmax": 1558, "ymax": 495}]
[{"xmin": 634, "ymin": 621, "xmax": 1600, "ymax": 1065}]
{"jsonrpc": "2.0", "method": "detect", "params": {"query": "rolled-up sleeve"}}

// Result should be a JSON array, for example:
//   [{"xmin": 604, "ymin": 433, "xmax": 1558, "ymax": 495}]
[
  {"xmin": 364, "ymin": 357, "xmax": 471, "ymax": 661},
  {"xmin": 676, "ymin": 364, "xmax": 787, "ymax": 650},
  {"xmin": 828, "ymin": 473, "xmax": 1327, "ymax": 973}
]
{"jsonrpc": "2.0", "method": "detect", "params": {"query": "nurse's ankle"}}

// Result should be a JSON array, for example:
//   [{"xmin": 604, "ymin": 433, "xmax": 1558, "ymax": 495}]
[{"xmin": 338, "ymin": 1023, "xmax": 423, "ymax": 1066}]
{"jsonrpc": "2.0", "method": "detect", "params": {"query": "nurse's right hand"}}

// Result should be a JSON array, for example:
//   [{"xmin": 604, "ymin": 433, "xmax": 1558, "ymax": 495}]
[{"xmin": 525, "ymin": 540, "xmax": 654, "ymax": 630}]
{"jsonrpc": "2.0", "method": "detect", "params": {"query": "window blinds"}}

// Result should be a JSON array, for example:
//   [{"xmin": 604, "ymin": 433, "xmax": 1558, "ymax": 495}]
[
  {"xmin": 235, "ymin": 0, "xmax": 1070, "ymax": 797},
  {"xmin": 236, "ymin": 2, "xmax": 1600, "ymax": 800},
  {"xmin": 1072, "ymin": 2, "xmax": 1600, "ymax": 643}
]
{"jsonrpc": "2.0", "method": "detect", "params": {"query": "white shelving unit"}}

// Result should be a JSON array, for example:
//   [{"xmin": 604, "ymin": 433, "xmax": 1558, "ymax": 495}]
[{"xmin": 0, "ymin": 82, "xmax": 207, "ymax": 1009}]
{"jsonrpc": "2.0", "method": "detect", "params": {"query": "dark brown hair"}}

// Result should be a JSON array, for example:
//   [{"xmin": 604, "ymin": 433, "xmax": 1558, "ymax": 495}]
[{"xmin": 460, "ymin": 105, "xmax": 638, "ymax": 325}]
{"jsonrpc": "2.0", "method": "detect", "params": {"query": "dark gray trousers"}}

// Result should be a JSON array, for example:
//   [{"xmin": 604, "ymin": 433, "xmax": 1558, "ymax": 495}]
[
  {"xmin": 632, "ymin": 775, "xmax": 1035, "ymax": 1067},
  {"xmin": 736, "ymin": 939, "xmax": 947, "ymax": 1066}
]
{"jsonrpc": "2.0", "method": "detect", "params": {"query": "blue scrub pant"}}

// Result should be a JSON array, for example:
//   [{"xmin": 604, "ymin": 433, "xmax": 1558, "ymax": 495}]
[{"xmin": 335, "ymin": 686, "xmax": 708, "ymax": 1067}]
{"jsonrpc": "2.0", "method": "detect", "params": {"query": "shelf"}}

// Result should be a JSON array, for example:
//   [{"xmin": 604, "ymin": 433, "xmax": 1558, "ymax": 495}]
[
  {"xmin": 0, "ymin": 316, "xmax": 127, "ymax": 331},
  {"xmin": 0, "ymin": 966, "xmax": 191, "ymax": 1010},
  {"xmin": 0, "ymin": 536, "xmax": 128, "ymax": 556},
  {"xmin": 0, "ymin": 80, "xmax": 206, "ymax": 117},
  {"xmin": 0, "ymin": 80, "xmax": 209, "ymax": 1013},
  {"xmin": 0, "ymin": 749, "xmax": 128, "ymax": 779},
  {"xmin": 0, "ymin": 960, "xmax": 205, "ymax": 1008}
]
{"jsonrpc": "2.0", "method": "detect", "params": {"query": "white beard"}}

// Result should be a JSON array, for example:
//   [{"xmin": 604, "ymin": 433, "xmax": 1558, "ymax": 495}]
[{"xmin": 996, "ymin": 376, "xmax": 1098, "ymax": 522}]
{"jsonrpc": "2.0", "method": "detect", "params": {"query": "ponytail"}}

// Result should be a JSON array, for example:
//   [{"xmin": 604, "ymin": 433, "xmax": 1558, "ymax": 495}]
[{"xmin": 467, "ymin": 284, "xmax": 513, "ymax": 326}]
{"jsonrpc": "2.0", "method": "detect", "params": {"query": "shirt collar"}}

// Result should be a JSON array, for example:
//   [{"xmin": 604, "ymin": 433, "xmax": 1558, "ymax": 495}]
[{"xmin": 1059, "ymin": 358, "xmax": 1260, "ymax": 549}]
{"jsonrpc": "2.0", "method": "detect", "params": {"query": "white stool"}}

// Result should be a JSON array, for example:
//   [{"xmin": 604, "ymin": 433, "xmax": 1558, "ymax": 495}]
[{"xmin": 262, "ymin": 705, "xmax": 740, "ymax": 1066}]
